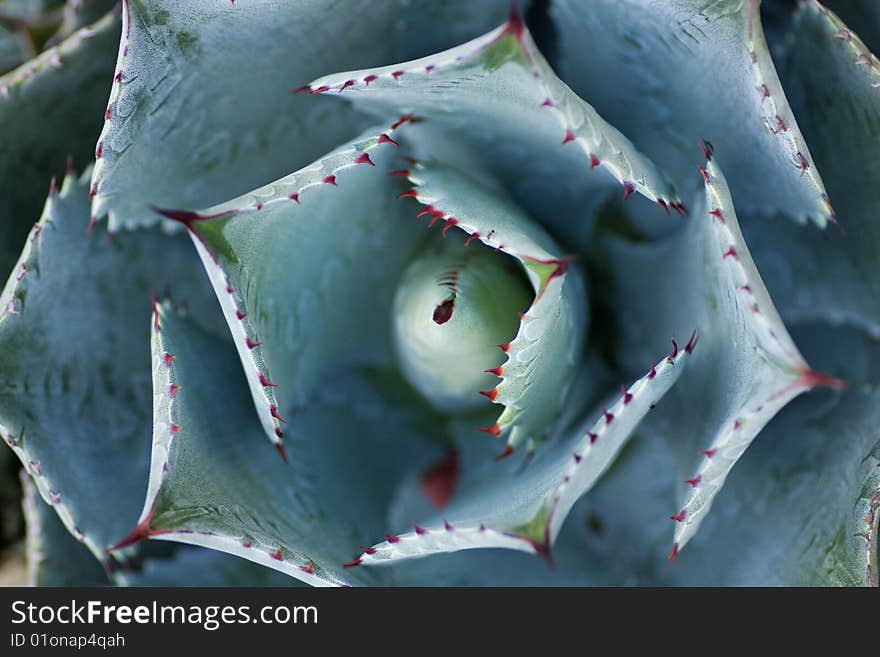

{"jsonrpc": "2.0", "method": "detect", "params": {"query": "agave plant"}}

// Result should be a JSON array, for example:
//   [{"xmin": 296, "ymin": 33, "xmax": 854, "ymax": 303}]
[{"xmin": 0, "ymin": 0, "xmax": 877, "ymax": 587}]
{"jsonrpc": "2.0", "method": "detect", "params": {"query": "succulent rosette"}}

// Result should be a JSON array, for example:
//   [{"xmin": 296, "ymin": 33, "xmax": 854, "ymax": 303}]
[{"xmin": 0, "ymin": 0, "xmax": 877, "ymax": 587}]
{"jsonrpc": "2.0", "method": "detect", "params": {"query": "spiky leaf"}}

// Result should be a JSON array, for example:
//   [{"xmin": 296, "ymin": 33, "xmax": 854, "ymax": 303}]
[
  {"xmin": 0, "ymin": 169, "xmax": 219, "ymax": 568},
  {"xmin": 552, "ymin": 0, "xmax": 832, "ymax": 226}
]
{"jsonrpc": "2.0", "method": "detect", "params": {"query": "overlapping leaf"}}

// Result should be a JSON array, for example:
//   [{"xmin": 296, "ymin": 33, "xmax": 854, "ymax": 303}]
[
  {"xmin": 595, "ymin": 156, "xmax": 833, "ymax": 556},
  {"xmin": 397, "ymin": 159, "xmax": 588, "ymax": 454},
  {"xmin": 89, "ymin": 0, "xmax": 512, "ymax": 230},
  {"xmin": 123, "ymin": 301, "xmax": 451, "ymax": 586},
  {"xmin": 745, "ymin": 2, "xmax": 880, "ymax": 337},
  {"xmin": 0, "ymin": 169, "xmax": 220, "ymax": 568},
  {"xmin": 304, "ymin": 11, "xmax": 684, "ymax": 240},
  {"xmin": 0, "ymin": 9, "xmax": 118, "ymax": 277},
  {"xmin": 552, "ymin": 0, "xmax": 832, "ymax": 226},
  {"xmin": 158, "ymin": 125, "xmax": 427, "ymax": 455}
]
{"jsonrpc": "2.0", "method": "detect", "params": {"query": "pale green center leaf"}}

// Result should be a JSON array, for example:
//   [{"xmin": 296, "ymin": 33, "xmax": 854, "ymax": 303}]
[{"xmin": 392, "ymin": 235, "xmax": 532, "ymax": 413}]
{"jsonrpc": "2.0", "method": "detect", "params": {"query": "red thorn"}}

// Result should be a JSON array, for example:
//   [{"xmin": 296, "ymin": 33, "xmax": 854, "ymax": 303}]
[
  {"xmin": 391, "ymin": 114, "xmax": 414, "ymax": 129},
  {"xmin": 485, "ymin": 366, "xmax": 504, "ymax": 377},
  {"xmin": 339, "ymin": 79, "xmax": 355, "ymax": 91},
  {"xmin": 621, "ymin": 385, "xmax": 633, "ymax": 404},
  {"xmin": 658, "ymin": 199, "xmax": 669, "ymax": 215},
  {"xmin": 289, "ymin": 193, "xmax": 300, "ymax": 203},
  {"xmin": 164, "ymin": 352, "xmax": 176, "ymax": 367},
  {"xmin": 444, "ymin": 520, "xmax": 454, "ymax": 531},
  {"xmin": 464, "ymin": 232, "xmax": 480, "ymax": 246},
  {"xmin": 391, "ymin": 70, "xmax": 405, "ymax": 80},
  {"xmin": 300, "ymin": 562, "xmax": 314, "ymax": 574},
  {"xmin": 668, "ymin": 338, "xmax": 679, "ymax": 362},
  {"xmin": 245, "ymin": 337, "xmax": 262, "ymax": 350},
  {"xmin": 95, "ymin": 142, "xmax": 103, "ymax": 159},
  {"xmin": 378, "ymin": 133, "xmax": 399, "ymax": 147},
  {"xmin": 685, "ymin": 476, "xmax": 701, "ymax": 488},
  {"xmin": 114, "ymin": 71, "xmax": 123, "ymax": 82},
  {"xmin": 258, "ymin": 373, "xmax": 277, "ymax": 387},
  {"xmin": 170, "ymin": 424, "xmax": 180, "ymax": 435},
  {"xmin": 701, "ymin": 449, "xmax": 716, "ymax": 458},
  {"xmin": 416, "ymin": 207, "xmax": 433, "ymax": 219},
  {"xmin": 86, "ymin": 216, "xmax": 97, "ymax": 234},
  {"xmin": 603, "ymin": 409, "xmax": 614, "ymax": 425},
  {"xmin": 152, "ymin": 207, "xmax": 234, "ymax": 228},
  {"xmin": 495, "ymin": 445, "xmax": 515, "ymax": 461},
  {"xmin": 685, "ymin": 330, "xmax": 698, "ymax": 353},
  {"xmin": 292, "ymin": 85, "xmax": 310, "ymax": 94},
  {"xmin": 562, "ymin": 129, "xmax": 575, "ymax": 144},
  {"xmin": 796, "ymin": 152, "xmax": 809, "ymax": 176},
  {"xmin": 699, "ymin": 140, "xmax": 714, "ymax": 161},
  {"xmin": 420, "ymin": 452, "xmax": 460, "ymax": 509},
  {"xmin": 274, "ymin": 427, "xmax": 284, "ymax": 439},
  {"xmin": 425, "ymin": 65, "xmax": 435, "ymax": 73},
  {"xmin": 105, "ymin": 106, "xmax": 112, "ymax": 120},
  {"xmin": 343, "ymin": 557, "xmax": 362, "ymax": 568},
  {"xmin": 477, "ymin": 424, "xmax": 501, "ymax": 437},
  {"xmin": 272, "ymin": 549, "xmax": 283, "ymax": 561},
  {"xmin": 760, "ymin": 84, "xmax": 769, "ymax": 102},
  {"xmin": 355, "ymin": 153, "xmax": 375, "ymax": 166},
  {"xmin": 385, "ymin": 533, "xmax": 400, "ymax": 544},
  {"xmin": 588, "ymin": 432, "xmax": 598, "ymax": 444},
  {"xmin": 506, "ymin": 0, "xmax": 525, "ymax": 38},
  {"xmin": 413, "ymin": 524, "xmax": 428, "ymax": 535},
  {"xmin": 390, "ymin": 169, "xmax": 410, "ymax": 177},
  {"xmin": 150, "ymin": 289, "xmax": 160, "ymax": 332},
  {"xmin": 734, "ymin": 419, "xmax": 742, "ymax": 430},
  {"xmin": 363, "ymin": 74, "xmax": 377, "ymax": 85},
  {"xmin": 699, "ymin": 165, "xmax": 710, "ymax": 184},
  {"xmin": 670, "ymin": 509, "xmax": 687, "ymax": 523},
  {"xmin": 573, "ymin": 453, "xmax": 582, "ymax": 464},
  {"xmin": 270, "ymin": 405, "xmax": 286, "ymax": 423},
  {"xmin": 169, "ymin": 384, "xmax": 181, "ymax": 397},
  {"xmin": 361, "ymin": 545, "xmax": 377, "ymax": 555},
  {"xmin": 242, "ymin": 541, "xmax": 253, "ymax": 548},
  {"xmin": 798, "ymin": 368, "xmax": 847, "ymax": 391},
  {"xmin": 89, "ymin": 184, "xmax": 97, "ymax": 201},
  {"xmin": 322, "ymin": 175, "xmax": 337, "ymax": 186},
  {"xmin": 722, "ymin": 247, "xmax": 738, "ymax": 259},
  {"xmin": 235, "ymin": 310, "xmax": 247, "ymax": 320},
  {"xmin": 541, "ymin": 98, "xmax": 553, "ymax": 107},
  {"xmin": 667, "ymin": 543, "xmax": 679, "ymax": 563},
  {"xmin": 398, "ymin": 190, "xmax": 418, "ymax": 199},
  {"xmin": 107, "ymin": 515, "xmax": 153, "ymax": 552},
  {"xmin": 709, "ymin": 208, "xmax": 724, "ymax": 223},
  {"xmin": 496, "ymin": 343, "xmax": 511, "ymax": 354},
  {"xmin": 309, "ymin": 85, "xmax": 330, "ymax": 95},
  {"xmin": 275, "ymin": 443, "xmax": 289, "ymax": 464},
  {"xmin": 438, "ymin": 217, "xmax": 458, "ymax": 236},
  {"xmin": 648, "ymin": 362, "xmax": 657, "ymax": 379},
  {"xmin": 622, "ymin": 182, "xmax": 635, "ymax": 201},
  {"xmin": 480, "ymin": 389, "xmax": 499, "ymax": 402}
]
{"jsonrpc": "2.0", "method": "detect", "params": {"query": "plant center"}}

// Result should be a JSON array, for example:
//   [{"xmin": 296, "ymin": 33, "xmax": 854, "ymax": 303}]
[{"xmin": 392, "ymin": 235, "xmax": 533, "ymax": 412}]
